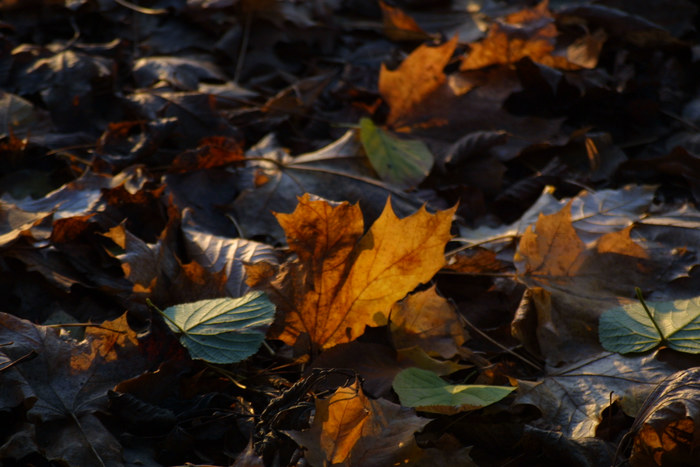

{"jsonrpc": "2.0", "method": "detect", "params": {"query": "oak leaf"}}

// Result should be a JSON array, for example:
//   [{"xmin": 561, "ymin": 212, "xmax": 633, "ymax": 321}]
[{"xmin": 247, "ymin": 194, "xmax": 455, "ymax": 352}]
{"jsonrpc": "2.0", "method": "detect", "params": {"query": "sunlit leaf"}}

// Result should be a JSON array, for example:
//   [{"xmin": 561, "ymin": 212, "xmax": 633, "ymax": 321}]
[
  {"xmin": 248, "ymin": 194, "xmax": 455, "ymax": 352},
  {"xmin": 161, "ymin": 291, "xmax": 275, "ymax": 363},
  {"xmin": 599, "ymin": 296, "xmax": 700, "ymax": 354}
]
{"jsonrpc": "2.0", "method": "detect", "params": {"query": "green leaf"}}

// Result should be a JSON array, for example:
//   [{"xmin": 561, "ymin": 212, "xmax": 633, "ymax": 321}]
[
  {"xmin": 599, "ymin": 296, "xmax": 700, "ymax": 354},
  {"xmin": 161, "ymin": 291, "xmax": 275, "ymax": 363},
  {"xmin": 359, "ymin": 117, "xmax": 433, "ymax": 190},
  {"xmin": 392, "ymin": 367, "xmax": 515, "ymax": 414}
]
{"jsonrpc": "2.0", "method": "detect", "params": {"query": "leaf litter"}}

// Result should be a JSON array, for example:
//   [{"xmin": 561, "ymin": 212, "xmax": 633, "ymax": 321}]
[{"xmin": 1, "ymin": 0, "xmax": 700, "ymax": 466}]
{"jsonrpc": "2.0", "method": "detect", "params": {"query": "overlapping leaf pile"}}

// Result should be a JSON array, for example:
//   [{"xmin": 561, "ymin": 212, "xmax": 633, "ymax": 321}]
[{"xmin": 1, "ymin": 0, "xmax": 700, "ymax": 465}]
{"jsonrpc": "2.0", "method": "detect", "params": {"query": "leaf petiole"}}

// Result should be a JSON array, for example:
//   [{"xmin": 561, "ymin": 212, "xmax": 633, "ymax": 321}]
[
  {"xmin": 635, "ymin": 287, "xmax": 666, "ymax": 345},
  {"xmin": 146, "ymin": 298, "xmax": 186, "ymax": 335}
]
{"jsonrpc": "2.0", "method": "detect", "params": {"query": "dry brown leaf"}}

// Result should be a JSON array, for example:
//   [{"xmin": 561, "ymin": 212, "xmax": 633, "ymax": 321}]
[
  {"xmin": 247, "ymin": 194, "xmax": 455, "ymax": 352},
  {"xmin": 286, "ymin": 379, "xmax": 428, "ymax": 467},
  {"xmin": 379, "ymin": 36, "xmax": 458, "ymax": 129},
  {"xmin": 389, "ymin": 285, "xmax": 469, "ymax": 359}
]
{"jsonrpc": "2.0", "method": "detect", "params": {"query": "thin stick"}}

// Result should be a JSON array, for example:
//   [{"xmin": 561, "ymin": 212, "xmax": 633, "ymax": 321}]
[
  {"xmin": 234, "ymin": 12, "xmax": 253, "ymax": 83},
  {"xmin": 458, "ymin": 314, "xmax": 542, "ymax": 371}
]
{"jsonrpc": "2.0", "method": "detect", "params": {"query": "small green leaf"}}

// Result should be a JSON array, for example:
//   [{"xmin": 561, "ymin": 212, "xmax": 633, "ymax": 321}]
[
  {"xmin": 161, "ymin": 291, "xmax": 275, "ymax": 363},
  {"xmin": 392, "ymin": 367, "xmax": 514, "ymax": 414},
  {"xmin": 599, "ymin": 296, "xmax": 700, "ymax": 354},
  {"xmin": 359, "ymin": 117, "xmax": 433, "ymax": 189}
]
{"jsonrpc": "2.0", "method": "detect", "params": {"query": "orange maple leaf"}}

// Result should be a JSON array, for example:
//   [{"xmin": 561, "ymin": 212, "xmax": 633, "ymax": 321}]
[
  {"xmin": 379, "ymin": 36, "xmax": 458, "ymax": 130},
  {"xmin": 287, "ymin": 379, "xmax": 428, "ymax": 466},
  {"xmin": 247, "ymin": 194, "xmax": 455, "ymax": 352}
]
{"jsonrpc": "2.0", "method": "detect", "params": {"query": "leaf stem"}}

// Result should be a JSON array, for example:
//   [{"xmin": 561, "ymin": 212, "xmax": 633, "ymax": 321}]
[
  {"xmin": 635, "ymin": 287, "xmax": 666, "ymax": 344},
  {"xmin": 146, "ymin": 298, "xmax": 186, "ymax": 335}
]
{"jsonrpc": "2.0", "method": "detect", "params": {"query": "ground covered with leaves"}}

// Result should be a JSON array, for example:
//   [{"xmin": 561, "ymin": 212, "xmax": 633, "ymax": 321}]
[{"xmin": 1, "ymin": 0, "xmax": 700, "ymax": 466}]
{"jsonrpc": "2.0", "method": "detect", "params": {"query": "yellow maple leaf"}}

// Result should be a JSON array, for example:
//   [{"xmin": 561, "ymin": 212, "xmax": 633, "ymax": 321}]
[{"xmin": 247, "ymin": 194, "xmax": 455, "ymax": 352}]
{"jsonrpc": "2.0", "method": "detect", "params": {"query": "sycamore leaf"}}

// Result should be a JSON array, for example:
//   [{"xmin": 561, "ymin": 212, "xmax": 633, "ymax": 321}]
[
  {"xmin": 379, "ymin": 36, "xmax": 458, "ymax": 129},
  {"xmin": 249, "ymin": 194, "xmax": 455, "ymax": 352},
  {"xmin": 359, "ymin": 117, "xmax": 433, "ymax": 190},
  {"xmin": 599, "ymin": 296, "xmax": 700, "ymax": 354},
  {"xmin": 287, "ymin": 379, "xmax": 429, "ymax": 467},
  {"xmin": 393, "ymin": 367, "xmax": 514, "ymax": 415},
  {"xmin": 160, "ymin": 291, "xmax": 275, "ymax": 363}
]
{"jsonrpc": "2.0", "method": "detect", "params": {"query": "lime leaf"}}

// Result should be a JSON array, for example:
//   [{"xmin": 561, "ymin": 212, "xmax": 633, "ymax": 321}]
[
  {"xmin": 392, "ymin": 367, "xmax": 514, "ymax": 414},
  {"xmin": 599, "ymin": 297, "xmax": 700, "ymax": 354},
  {"xmin": 161, "ymin": 291, "xmax": 275, "ymax": 363},
  {"xmin": 359, "ymin": 117, "xmax": 433, "ymax": 189}
]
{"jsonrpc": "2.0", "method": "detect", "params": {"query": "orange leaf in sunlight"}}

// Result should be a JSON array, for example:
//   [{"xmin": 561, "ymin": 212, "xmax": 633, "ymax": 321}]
[
  {"xmin": 515, "ymin": 202, "xmax": 650, "ymax": 294},
  {"xmin": 461, "ymin": 1, "xmax": 588, "ymax": 71},
  {"xmin": 287, "ymin": 379, "xmax": 428, "ymax": 467},
  {"xmin": 379, "ymin": 36, "xmax": 458, "ymax": 129},
  {"xmin": 247, "ymin": 194, "xmax": 455, "ymax": 352}
]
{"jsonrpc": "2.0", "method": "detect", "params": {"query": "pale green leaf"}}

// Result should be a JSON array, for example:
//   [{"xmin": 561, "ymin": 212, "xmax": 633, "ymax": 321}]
[
  {"xmin": 392, "ymin": 367, "xmax": 514, "ymax": 414},
  {"xmin": 599, "ymin": 296, "xmax": 700, "ymax": 354},
  {"xmin": 162, "ymin": 291, "xmax": 275, "ymax": 363},
  {"xmin": 359, "ymin": 117, "xmax": 433, "ymax": 189}
]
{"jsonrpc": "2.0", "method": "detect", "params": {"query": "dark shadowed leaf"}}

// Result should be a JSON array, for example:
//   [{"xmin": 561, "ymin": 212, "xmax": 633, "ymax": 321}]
[{"xmin": 0, "ymin": 312, "xmax": 147, "ymax": 466}]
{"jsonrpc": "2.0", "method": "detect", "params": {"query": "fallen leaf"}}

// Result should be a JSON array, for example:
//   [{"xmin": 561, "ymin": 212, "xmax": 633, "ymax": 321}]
[
  {"xmin": 359, "ymin": 117, "xmax": 434, "ymax": 189},
  {"xmin": 0, "ymin": 312, "xmax": 147, "ymax": 466},
  {"xmin": 458, "ymin": 184, "xmax": 656, "ymax": 249},
  {"xmin": 183, "ymin": 218, "xmax": 278, "ymax": 297},
  {"xmin": 393, "ymin": 367, "xmax": 514, "ymax": 415},
  {"xmin": 389, "ymin": 285, "xmax": 468, "ymax": 359},
  {"xmin": 159, "ymin": 292, "xmax": 275, "ymax": 363},
  {"xmin": 599, "ymin": 296, "xmax": 700, "ymax": 354},
  {"xmin": 170, "ymin": 136, "xmax": 245, "ymax": 173},
  {"xmin": 461, "ymin": 1, "xmax": 590, "ymax": 72},
  {"xmin": 379, "ymin": 36, "xmax": 458, "ymax": 129},
  {"xmin": 628, "ymin": 367, "xmax": 700, "ymax": 467},
  {"xmin": 515, "ymin": 351, "xmax": 675, "ymax": 439},
  {"xmin": 287, "ymin": 379, "xmax": 429, "ymax": 467},
  {"xmin": 513, "ymin": 203, "xmax": 656, "ymax": 362},
  {"xmin": 248, "ymin": 194, "xmax": 455, "ymax": 352},
  {"xmin": 229, "ymin": 132, "xmax": 428, "ymax": 243}
]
